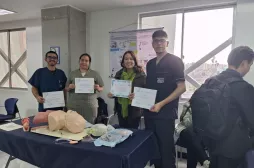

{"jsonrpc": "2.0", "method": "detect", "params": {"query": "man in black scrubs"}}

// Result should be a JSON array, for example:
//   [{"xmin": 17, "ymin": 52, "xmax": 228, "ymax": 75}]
[
  {"xmin": 28, "ymin": 51, "xmax": 67, "ymax": 112},
  {"xmin": 145, "ymin": 30, "xmax": 186, "ymax": 168}
]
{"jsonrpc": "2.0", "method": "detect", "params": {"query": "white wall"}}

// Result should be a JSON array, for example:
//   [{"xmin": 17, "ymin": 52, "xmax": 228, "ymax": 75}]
[
  {"xmin": 88, "ymin": 0, "xmax": 254, "ymax": 114},
  {"xmin": 0, "ymin": 19, "xmax": 42, "ymax": 117},
  {"xmin": 234, "ymin": 0, "xmax": 254, "ymax": 84}
]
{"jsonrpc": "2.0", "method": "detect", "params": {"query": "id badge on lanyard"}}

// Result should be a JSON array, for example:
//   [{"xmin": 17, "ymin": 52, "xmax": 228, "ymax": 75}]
[
  {"xmin": 157, "ymin": 78, "xmax": 165, "ymax": 84},
  {"xmin": 59, "ymin": 80, "xmax": 63, "ymax": 89}
]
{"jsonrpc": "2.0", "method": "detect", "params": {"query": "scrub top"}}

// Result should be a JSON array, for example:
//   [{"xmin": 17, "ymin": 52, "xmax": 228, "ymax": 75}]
[
  {"xmin": 67, "ymin": 69, "xmax": 104, "ymax": 111},
  {"xmin": 145, "ymin": 53, "xmax": 185, "ymax": 119},
  {"xmin": 28, "ymin": 67, "xmax": 67, "ymax": 112}
]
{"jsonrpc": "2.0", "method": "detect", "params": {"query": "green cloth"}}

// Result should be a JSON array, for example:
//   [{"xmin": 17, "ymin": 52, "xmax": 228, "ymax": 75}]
[{"xmin": 118, "ymin": 69, "xmax": 136, "ymax": 118}]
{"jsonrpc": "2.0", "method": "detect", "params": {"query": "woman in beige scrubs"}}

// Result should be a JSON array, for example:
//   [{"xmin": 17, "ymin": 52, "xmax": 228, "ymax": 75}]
[{"xmin": 66, "ymin": 53, "xmax": 104, "ymax": 123}]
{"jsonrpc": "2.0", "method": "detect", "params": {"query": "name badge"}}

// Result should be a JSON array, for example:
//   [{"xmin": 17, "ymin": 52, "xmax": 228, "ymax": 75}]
[
  {"xmin": 59, "ymin": 80, "xmax": 63, "ymax": 88},
  {"xmin": 157, "ymin": 78, "xmax": 164, "ymax": 84}
]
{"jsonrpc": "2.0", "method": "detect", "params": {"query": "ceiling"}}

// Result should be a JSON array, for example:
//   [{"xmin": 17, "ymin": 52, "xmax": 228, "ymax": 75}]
[{"xmin": 0, "ymin": 0, "xmax": 175, "ymax": 22}]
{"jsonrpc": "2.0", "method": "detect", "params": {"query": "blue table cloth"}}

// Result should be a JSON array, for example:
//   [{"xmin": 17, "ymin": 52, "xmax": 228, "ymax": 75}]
[{"xmin": 0, "ymin": 119, "xmax": 159, "ymax": 168}]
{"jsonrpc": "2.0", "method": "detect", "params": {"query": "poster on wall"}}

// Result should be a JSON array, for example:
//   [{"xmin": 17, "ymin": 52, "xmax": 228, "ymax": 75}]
[
  {"xmin": 109, "ymin": 28, "xmax": 162, "ymax": 77},
  {"xmin": 50, "ymin": 46, "xmax": 60, "ymax": 64},
  {"xmin": 136, "ymin": 29, "xmax": 162, "ymax": 71}
]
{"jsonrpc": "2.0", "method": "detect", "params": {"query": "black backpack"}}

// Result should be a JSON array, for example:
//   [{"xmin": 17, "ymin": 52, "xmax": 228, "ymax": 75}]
[
  {"xmin": 190, "ymin": 76, "xmax": 242, "ymax": 141},
  {"xmin": 97, "ymin": 97, "xmax": 108, "ymax": 117},
  {"xmin": 94, "ymin": 115, "xmax": 109, "ymax": 125},
  {"xmin": 94, "ymin": 97, "xmax": 109, "ymax": 124}
]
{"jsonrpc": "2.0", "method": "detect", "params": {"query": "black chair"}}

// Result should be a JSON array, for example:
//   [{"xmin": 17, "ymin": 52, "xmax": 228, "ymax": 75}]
[{"xmin": 0, "ymin": 98, "xmax": 21, "ymax": 122}]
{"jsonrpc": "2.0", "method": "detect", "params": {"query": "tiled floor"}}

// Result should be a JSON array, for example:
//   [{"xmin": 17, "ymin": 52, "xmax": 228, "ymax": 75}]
[
  {"xmin": 0, "ymin": 151, "xmax": 37, "ymax": 168},
  {"xmin": 0, "ymin": 151, "xmax": 202, "ymax": 168}
]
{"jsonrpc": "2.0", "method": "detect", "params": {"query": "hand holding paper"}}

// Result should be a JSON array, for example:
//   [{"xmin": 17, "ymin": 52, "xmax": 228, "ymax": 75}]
[
  {"xmin": 128, "ymin": 93, "xmax": 135, "ymax": 101},
  {"xmin": 94, "ymin": 84, "xmax": 102, "ymax": 92},
  {"xmin": 36, "ymin": 96, "xmax": 45, "ymax": 103},
  {"xmin": 69, "ymin": 84, "xmax": 75, "ymax": 89},
  {"xmin": 107, "ymin": 92, "xmax": 114, "ymax": 98}
]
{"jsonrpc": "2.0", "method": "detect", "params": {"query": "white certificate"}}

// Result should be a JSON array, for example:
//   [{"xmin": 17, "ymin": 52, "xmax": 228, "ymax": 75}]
[
  {"xmin": 110, "ymin": 79, "xmax": 132, "ymax": 98},
  {"xmin": 131, "ymin": 87, "xmax": 157, "ymax": 110},
  {"xmin": 75, "ymin": 78, "xmax": 94, "ymax": 93},
  {"xmin": 43, "ymin": 91, "xmax": 65, "ymax": 109}
]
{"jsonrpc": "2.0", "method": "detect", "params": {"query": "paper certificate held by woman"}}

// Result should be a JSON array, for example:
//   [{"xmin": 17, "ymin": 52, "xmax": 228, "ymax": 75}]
[
  {"xmin": 110, "ymin": 79, "xmax": 132, "ymax": 98},
  {"xmin": 75, "ymin": 78, "xmax": 94, "ymax": 93}
]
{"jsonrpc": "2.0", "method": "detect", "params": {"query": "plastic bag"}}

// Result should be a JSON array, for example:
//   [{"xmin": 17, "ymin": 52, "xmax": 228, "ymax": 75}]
[
  {"xmin": 87, "ymin": 124, "xmax": 108, "ymax": 137},
  {"xmin": 87, "ymin": 124, "xmax": 115, "ymax": 137},
  {"xmin": 94, "ymin": 129, "xmax": 133, "ymax": 147},
  {"xmin": 107, "ymin": 125, "xmax": 115, "ymax": 132}
]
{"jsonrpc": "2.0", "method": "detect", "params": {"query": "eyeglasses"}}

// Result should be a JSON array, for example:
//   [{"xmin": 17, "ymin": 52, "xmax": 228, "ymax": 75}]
[
  {"xmin": 47, "ymin": 56, "xmax": 58, "ymax": 60},
  {"xmin": 153, "ymin": 39, "xmax": 167, "ymax": 44}
]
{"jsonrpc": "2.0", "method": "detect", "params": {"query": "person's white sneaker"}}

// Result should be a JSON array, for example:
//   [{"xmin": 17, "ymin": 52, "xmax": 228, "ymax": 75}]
[{"xmin": 203, "ymin": 160, "xmax": 210, "ymax": 168}]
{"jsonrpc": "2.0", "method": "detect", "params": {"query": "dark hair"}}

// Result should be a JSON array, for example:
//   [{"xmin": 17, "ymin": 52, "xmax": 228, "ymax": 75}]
[
  {"xmin": 45, "ymin": 51, "xmax": 58, "ymax": 58},
  {"xmin": 79, "ymin": 53, "xmax": 91, "ymax": 63},
  {"xmin": 152, "ymin": 30, "xmax": 168, "ymax": 39},
  {"xmin": 121, "ymin": 51, "xmax": 143, "ymax": 72},
  {"xmin": 227, "ymin": 46, "xmax": 254, "ymax": 68}
]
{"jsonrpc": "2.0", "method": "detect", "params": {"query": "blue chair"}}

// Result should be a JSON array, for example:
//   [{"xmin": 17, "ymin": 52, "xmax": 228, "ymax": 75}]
[{"xmin": 0, "ymin": 98, "xmax": 21, "ymax": 122}]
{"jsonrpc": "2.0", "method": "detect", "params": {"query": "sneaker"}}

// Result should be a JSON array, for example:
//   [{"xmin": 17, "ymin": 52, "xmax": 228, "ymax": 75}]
[{"xmin": 203, "ymin": 160, "xmax": 210, "ymax": 168}]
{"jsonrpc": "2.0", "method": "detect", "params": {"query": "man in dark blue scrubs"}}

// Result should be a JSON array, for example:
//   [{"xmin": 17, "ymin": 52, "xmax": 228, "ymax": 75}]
[
  {"xmin": 28, "ymin": 51, "xmax": 67, "ymax": 112},
  {"xmin": 145, "ymin": 30, "xmax": 186, "ymax": 168}
]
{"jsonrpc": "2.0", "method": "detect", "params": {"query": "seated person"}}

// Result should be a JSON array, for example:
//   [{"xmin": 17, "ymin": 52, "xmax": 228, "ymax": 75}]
[{"xmin": 175, "ymin": 102, "xmax": 210, "ymax": 168}]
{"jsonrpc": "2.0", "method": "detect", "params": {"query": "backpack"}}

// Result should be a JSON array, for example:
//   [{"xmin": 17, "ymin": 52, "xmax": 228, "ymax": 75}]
[
  {"xmin": 190, "ymin": 76, "xmax": 242, "ymax": 141},
  {"xmin": 94, "ymin": 115, "xmax": 109, "ymax": 125},
  {"xmin": 180, "ymin": 103, "xmax": 191, "ymax": 122},
  {"xmin": 97, "ymin": 97, "xmax": 108, "ymax": 116},
  {"xmin": 94, "ymin": 97, "xmax": 109, "ymax": 125}
]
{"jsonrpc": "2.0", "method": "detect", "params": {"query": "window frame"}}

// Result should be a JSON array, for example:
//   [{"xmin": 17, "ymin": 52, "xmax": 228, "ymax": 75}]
[
  {"xmin": 139, "ymin": 3, "xmax": 236, "ymax": 21},
  {"xmin": 139, "ymin": 3, "xmax": 237, "ymax": 101},
  {"xmin": 0, "ymin": 28, "xmax": 28, "ymax": 90}
]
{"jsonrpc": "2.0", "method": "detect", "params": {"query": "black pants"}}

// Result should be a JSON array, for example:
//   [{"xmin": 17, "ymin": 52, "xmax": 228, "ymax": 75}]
[
  {"xmin": 210, "ymin": 155, "xmax": 244, "ymax": 168},
  {"xmin": 145, "ymin": 117, "xmax": 175, "ymax": 168},
  {"xmin": 177, "ymin": 128, "xmax": 209, "ymax": 168},
  {"xmin": 118, "ymin": 113, "xmax": 141, "ymax": 129}
]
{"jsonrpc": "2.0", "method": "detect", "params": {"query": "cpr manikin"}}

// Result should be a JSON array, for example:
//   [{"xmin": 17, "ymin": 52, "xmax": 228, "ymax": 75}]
[
  {"xmin": 48, "ymin": 110, "xmax": 66, "ymax": 131},
  {"xmin": 33, "ymin": 110, "xmax": 86, "ymax": 134},
  {"xmin": 64, "ymin": 110, "xmax": 86, "ymax": 133}
]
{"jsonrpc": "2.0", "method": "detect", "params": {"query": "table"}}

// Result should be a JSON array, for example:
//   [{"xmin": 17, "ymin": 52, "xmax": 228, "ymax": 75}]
[{"xmin": 0, "ymin": 119, "xmax": 159, "ymax": 168}]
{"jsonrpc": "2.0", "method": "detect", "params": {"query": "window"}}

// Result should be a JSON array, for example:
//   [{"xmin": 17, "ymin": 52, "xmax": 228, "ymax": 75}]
[
  {"xmin": 0, "ymin": 29, "xmax": 28, "ymax": 89},
  {"xmin": 141, "ymin": 13, "xmax": 183, "ymax": 57},
  {"xmin": 0, "ymin": 9, "xmax": 15, "ymax": 16},
  {"xmin": 141, "ymin": 6, "xmax": 234, "ymax": 99}
]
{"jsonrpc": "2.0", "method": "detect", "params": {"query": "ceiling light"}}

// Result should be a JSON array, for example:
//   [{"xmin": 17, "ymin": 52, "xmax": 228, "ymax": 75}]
[{"xmin": 0, "ymin": 9, "xmax": 15, "ymax": 16}]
